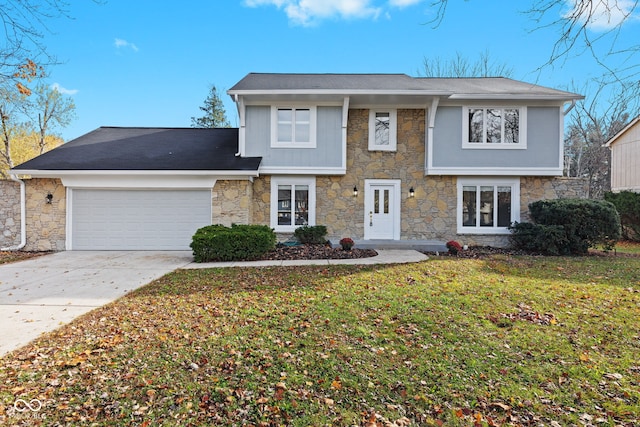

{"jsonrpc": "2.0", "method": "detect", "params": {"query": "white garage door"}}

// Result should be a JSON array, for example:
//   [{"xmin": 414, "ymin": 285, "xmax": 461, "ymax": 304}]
[{"xmin": 71, "ymin": 189, "xmax": 211, "ymax": 250}]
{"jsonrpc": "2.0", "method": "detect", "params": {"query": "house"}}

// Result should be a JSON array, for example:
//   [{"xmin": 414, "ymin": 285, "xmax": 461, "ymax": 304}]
[
  {"xmin": 2, "ymin": 73, "xmax": 587, "ymax": 252},
  {"xmin": 605, "ymin": 115, "xmax": 640, "ymax": 192}
]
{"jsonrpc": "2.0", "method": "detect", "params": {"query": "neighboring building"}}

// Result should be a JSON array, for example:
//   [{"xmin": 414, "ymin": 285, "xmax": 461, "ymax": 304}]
[
  {"xmin": 605, "ymin": 115, "xmax": 640, "ymax": 193},
  {"xmin": 6, "ymin": 73, "xmax": 586, "ymax": 251}
]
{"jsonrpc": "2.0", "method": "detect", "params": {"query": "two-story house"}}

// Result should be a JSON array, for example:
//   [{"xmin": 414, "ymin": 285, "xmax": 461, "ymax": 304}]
[{"xmin": 4, "ymin": 73, "xmax": 585, "ymax": 251}]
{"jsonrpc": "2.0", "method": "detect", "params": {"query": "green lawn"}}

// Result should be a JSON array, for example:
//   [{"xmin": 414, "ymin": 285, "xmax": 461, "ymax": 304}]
[{"xmin": 1, "ymin": 254, "xmax": 639, "ymax": 426}]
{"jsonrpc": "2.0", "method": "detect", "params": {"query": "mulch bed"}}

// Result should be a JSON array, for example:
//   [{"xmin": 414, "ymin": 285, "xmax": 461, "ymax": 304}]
[{"xmin": 259, "ymin": 244, "xmax": 378, "ymax": 260}]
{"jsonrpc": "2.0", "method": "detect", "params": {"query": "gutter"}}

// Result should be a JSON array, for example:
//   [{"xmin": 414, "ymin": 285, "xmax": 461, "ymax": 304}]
[{"xmin": 1, "ymin": 173, "xmax": 26, "ymax": 251}]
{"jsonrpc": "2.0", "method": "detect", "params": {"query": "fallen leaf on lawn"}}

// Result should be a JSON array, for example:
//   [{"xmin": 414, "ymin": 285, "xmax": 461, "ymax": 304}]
[{"xmin": 489, "ymin": 402, "xmax": 511, "ymax": 411}]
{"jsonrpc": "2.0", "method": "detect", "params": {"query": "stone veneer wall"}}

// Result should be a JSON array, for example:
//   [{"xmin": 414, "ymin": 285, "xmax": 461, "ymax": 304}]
[
  {"xmin": 248, "ymin": 108, "xmax": 591, "ymax": 248},
  {"xmin": 0, "ymin": 180, "xmax": 22, "ymax": 248},
  {"xmin": 212, "ymin": 180, "xmax": 253, "ymax": 226},
  {"xmin": 249, "ymin": 109, "xmax": 460, "ymax": 243},
  {"xmin": 316, "ymin": 108, "xmax": 453, "ymax": 242},
  {"xmin": 24, "ymin": 178, "xmax": 66, "ymax": 251},
  {"xmin": 465, "ymin": 177, "xmax": 589, "ymax": 248}
]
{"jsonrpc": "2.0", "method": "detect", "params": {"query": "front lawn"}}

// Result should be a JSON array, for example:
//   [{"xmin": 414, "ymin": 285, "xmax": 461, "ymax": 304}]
[{"xmin": 1, "ymin": 255, "xmax": 639, "ymax": 426}]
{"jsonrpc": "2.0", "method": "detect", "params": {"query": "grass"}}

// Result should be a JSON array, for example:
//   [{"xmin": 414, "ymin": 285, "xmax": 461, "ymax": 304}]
[{"xmin": 1, "ymin": 252, "xmax": 639, "ymax": 426}]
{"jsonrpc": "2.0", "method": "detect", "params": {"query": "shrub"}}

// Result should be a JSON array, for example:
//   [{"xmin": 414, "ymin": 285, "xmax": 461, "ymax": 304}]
[
  {"xmin": 604, "ymin": 191, "xmax": 640, "ymax": 241},
  {"xmin": 190, "ymin": 224, "xmax": 276, "ymax": 262},
  {"xmin": 510, "ymin": 199, "xmax": 621, "ymax": 255},
  {"xmin": 509, "ymin": 222, "xmax": 568, "ymax": 255},
  {"xmin": 339, "ymin": 237, "xmax": 354, "ymax": 250},
  {"xmin": 446, "ymin": 240, "xmax": 462, "ymax": 255},
  {"xmin": 294, "ymin": 225, "xmax": 328, "ymax": 245}
]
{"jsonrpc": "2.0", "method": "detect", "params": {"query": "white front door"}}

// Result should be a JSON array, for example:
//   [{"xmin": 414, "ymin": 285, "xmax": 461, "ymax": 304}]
[{"xmin": 364, "ymin": 179, "xmax": 401, "ymax": 240}]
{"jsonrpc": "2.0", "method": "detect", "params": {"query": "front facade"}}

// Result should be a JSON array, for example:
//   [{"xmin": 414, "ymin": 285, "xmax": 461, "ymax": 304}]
[
  {"xmin": 4, "ymin": 73, "xmax": 586, "ymax": 251},
  {"xmin": 606, "ymin": 115, "xmax": 640, "ymax": 192}
]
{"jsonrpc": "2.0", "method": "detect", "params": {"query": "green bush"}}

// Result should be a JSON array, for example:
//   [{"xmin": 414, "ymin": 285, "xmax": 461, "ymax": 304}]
[
  {"xmin": 190, "ymin": 224, "xmax": 276, "ymax": 262},
  {"xmin": 509, "ymin": 222, "xmax": 569, "ymax": 255},
  {"xmin": 604, "ymin": 191, "xmax": 640, "ymax": 241},
  {"xmin": 293, "ymin": 225, "xmax": 328, "ymax": 244},
  {"xmin": 510, "ymin": 198, "xmax": 621, "ymax": 255}
]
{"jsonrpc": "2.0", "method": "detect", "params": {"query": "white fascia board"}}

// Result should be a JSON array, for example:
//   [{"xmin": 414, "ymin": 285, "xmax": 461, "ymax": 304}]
[
  {"xmin": 61, "ymin": 175, "xmax": 219, "ymax": 189},
  {"xmin": 447, "ymin": 94, "xmax": 584, "ymax": 101},
  {"xmin": 13, "ymin": 170, "xmax": 259, "ymax": 178},
  {"xmin": 426, "ymin": 167, "xmax": 563, "ymax": 176},
  {"xmin": 228, "ymin": 89, "xmax": 454, "ymax": 97},
  {"xmin": 258, "ymin": 166, "xmax": 346, "ymax": 175}
]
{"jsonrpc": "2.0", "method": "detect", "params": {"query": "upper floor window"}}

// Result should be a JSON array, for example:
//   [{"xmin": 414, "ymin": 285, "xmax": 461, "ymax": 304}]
[
  {"xmin": 457, "ymin": 178, "xmax": 520, "ymax": 234},
  {"xmin": 369, "ymin": 109, "xmax": 397, "ymax": 151},
  {"xmin": 463, "ymin": 107, "xmax": 526, "ymax": 149},
  {"xmin": 271, "ymin": 106, "xmax": 317, "ymax": 148}
]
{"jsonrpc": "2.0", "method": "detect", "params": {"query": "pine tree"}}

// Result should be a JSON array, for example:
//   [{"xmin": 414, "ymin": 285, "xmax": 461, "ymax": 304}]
[{"xmin": 191, "ymin": 85, "xmax": 231, "ymax": 128}]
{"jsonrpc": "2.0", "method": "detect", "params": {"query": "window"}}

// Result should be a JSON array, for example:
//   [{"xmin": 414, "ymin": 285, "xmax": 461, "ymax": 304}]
[
  {"xmin": 463, "ymin": 107, "xmax": 526, "ymax": 149},
  {"xmin": 369, "ymin": 109, "xmax": 397, "ymax": 151},
  {"xmin": 271, "ymin": 106, "xmax": 316, "ymax": 148},
  {"xmin": 457, "ymin": 178, "xmax": 520, "ymax": 234},
  {"xmin": 270, "ymin": 177, "xmax": 316, "ymax": 232}
]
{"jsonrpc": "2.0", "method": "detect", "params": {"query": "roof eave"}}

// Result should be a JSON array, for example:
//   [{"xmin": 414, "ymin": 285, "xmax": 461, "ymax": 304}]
[
  {"xmin": 11, "ymin": 169, "xmax": 260, "ymax": 178},
  {"xmin": 228, "ymin": 89, "xmax": 454, "ymax": 97},
  {"xmin": 447, "ymin": 94, "xmax": 585, "ymax": 101},
  {"xmin": 605, "ymin": 115, "xmax": 640, "ymax": 147}
]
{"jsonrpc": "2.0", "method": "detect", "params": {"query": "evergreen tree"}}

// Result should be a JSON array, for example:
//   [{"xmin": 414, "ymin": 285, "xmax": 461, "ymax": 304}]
[{"xmin": 191, "ymin": 85, "xmax": 230, "ymax": 128}]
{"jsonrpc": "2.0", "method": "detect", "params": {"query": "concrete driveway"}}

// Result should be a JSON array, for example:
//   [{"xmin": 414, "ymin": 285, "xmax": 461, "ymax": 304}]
[{"xmin": 0, "ymin": 251, "xmax": 193, "ymax": 357}]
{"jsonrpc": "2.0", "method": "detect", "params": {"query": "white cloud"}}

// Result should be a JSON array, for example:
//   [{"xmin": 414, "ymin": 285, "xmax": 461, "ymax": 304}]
[
  {"xmin": 114, "ymin": 38, "xmax": 139, "ymax": 52},
  {"xmin": 565, "ymin": 0, "xmax": 638, "ymax": 31},
  {"xmin": 389, "ymin": 0, "xmax": 422, "ymax": 7},
  {"xmin": 244, "ymin": 0, "xmax": 382, "ymax": 26},
  {"xmin": 50, "ymin": 83, "xmax": 79, "ymax": 95}
]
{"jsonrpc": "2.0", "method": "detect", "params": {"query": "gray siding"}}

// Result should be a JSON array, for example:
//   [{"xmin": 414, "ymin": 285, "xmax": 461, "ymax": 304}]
[
  {"xmin": 432, "ymin": 106, "xmax": 561, "ymax": 169},
  {"xmin": 245, "ymin": 106, "xmax": 343, "ymax": 168}
]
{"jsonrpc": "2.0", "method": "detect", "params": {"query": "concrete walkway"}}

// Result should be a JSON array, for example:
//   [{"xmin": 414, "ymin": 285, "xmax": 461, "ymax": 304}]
[
  {"xmin": 183, "ymin": 249, "xmax": 428, "ymax": 268},
  {"xmin": 0, "ymin": 249, "xmax": 427, "ymax": 357}
]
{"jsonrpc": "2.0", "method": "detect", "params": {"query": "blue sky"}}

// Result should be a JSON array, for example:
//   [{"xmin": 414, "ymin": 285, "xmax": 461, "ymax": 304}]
[{"xmin": 40, "ymin": 0, "xmax": 640, "ymax": 141}]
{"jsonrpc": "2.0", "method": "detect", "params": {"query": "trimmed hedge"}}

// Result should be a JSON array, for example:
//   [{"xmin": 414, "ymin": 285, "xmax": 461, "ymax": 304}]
[
  {"xmin": 293, "ymin": 225, "xmax": 328, "ymax": 245},
  {"xmin": 190, "ymin": 224, "xmax": 276, "ymax": 262},
  {"xmin": 604, "ymin": 191, "xmax": 640, "ymax": 241},
  {"xmin": 509, "ymin": 222, "xmax": 568, "ymax": 255},
  {"xmin": 510, "ymin": 198, "xmax": 621, "ymax": 255}
]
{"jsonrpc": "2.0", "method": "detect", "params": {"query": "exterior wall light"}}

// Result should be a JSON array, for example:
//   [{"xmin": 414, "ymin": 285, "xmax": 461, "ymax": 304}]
[
  {"xmin": 353, "ymin": 186, "xmax": 358, "ymax": 197},
  {"xmin": 409, "ymin": 187, "xmax": 415, "ymax": 198},
  {"xmin": 46, "ymin": 193, "xmax": 53, "ymax": 204}
]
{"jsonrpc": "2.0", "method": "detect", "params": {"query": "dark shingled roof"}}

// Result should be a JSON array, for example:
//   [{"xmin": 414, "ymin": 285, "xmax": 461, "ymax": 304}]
[{"xmin": 13, "ymin": 127, "xmax": 261, "ymax": 172}]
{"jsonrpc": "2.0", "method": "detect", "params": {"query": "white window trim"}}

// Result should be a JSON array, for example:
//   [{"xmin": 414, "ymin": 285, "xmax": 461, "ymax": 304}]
[
  {"xmin": 270, "ymin": 176, "xmax": 316, "ymax": 232},
  {"xmin": 457, "ymin": 177, "xmax": 520, "ymax": 234},
  {"xmin": 462, "ymin": 107, "xmax": 527, "ymax": 149},
  {"xmin": 271, "ymin": 106, "xmax": 317, "ymax": 148},
  {"xmin": 368, "ymin": 109, "xmax": 397, "ymax": 151}
]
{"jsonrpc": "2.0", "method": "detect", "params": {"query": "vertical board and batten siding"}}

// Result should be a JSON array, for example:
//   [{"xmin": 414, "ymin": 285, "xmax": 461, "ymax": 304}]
[
  {"xmin": 244, "ymin": 106, "xmax": 343, "ymax": 168},
  {"xmin": 610, "ymin": 122, "xmax": 640, "ymax": 192},
  {"xmin": 431, "ymin": 106, "xmax": 561, "ymax": 169}
]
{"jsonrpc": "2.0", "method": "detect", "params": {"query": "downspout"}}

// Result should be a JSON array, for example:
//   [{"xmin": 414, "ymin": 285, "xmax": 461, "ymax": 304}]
[
  {"xmin": 563, "ymin": 99, "xmax": 576, "ymax": 116},
  {"xmin": 1, "ymin": 173, "xmax": 26, "ymax": 251},
  {"xmin": 234, "ymin": 94, "xmax": 245, "ymax": 157},
  {"xmin": 425, "ymin": 97, "xmax": 440, "ymax": 175}
]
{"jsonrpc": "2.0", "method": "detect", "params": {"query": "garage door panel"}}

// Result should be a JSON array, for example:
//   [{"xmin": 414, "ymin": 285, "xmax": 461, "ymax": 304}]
[{"xmin": 71, "ymin": 189, "xmax": 211, "ymax": 250}]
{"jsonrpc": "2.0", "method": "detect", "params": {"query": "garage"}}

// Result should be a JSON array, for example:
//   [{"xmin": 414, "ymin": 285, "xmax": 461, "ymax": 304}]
[{"xmin": 70, "ymin": 189, "xmax": 212, "ymax": 250}]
